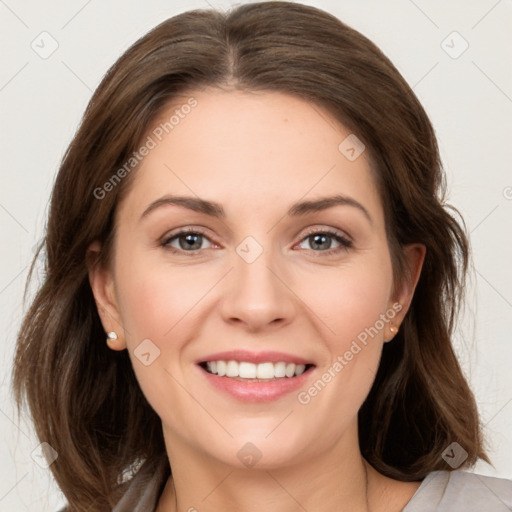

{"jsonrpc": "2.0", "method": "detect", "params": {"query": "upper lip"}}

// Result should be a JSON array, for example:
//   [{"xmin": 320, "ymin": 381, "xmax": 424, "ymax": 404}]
[{"xmin": 197, "ymin": 350, "xmax": 314, "ymax": 366}]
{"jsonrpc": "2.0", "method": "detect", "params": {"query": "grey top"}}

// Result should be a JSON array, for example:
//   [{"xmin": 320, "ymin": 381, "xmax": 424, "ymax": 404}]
[
  {"xmin": 402, "ymin": 469, "xmax": 512, "ymax": 511},
  {"xmin": 59, "ymin": 461, "xmax": 512, "ymax": 511}
]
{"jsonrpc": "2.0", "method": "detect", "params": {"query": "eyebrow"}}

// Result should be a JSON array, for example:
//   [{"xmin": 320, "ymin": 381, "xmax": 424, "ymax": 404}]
[{"xmin": 140, "ymin": 194, "xmax": 373, "ymax": 224}]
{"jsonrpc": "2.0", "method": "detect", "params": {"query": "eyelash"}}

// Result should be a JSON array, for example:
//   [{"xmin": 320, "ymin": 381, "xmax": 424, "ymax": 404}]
[{"xmin": 161, "ymin": 227, "xmax": 353, "ymax": 257}]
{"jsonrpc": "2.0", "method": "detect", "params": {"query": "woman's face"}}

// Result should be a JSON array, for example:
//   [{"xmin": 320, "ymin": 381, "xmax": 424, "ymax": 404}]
[{"xmin": 90, "ymin": 88, "xmax": 421, "ymax": 469}]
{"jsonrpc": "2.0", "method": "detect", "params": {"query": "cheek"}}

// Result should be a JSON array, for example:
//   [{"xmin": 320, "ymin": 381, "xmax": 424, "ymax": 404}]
[
  {"xmin": 298, "ymin": 255, "xmax": 393, "ymax": 406},
  {"xmin": 113, "ymin": 250, "xmax": 223, "ymax": 390},
  {"xmin": 113, "ymin": 256, "xmax": 209, "ymax": 416},
  {"xmin": 116, "ymin": 253, "xmax": 211, "ymax": 341},
  {"xmin": 303, "ymin": 258, "xmax": 393, "ymax": 348}
]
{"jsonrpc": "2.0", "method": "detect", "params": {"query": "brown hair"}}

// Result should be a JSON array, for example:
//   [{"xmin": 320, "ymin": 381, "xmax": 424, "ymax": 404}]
[{"xmin": 13, "ymin": 1, "xmax": 488, "ymax": 510}]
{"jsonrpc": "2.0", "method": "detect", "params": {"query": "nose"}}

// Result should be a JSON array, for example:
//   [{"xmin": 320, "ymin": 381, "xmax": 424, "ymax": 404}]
[{"xmin": 220, "ymin": 250, "xmax": 296, "ymax": 333}]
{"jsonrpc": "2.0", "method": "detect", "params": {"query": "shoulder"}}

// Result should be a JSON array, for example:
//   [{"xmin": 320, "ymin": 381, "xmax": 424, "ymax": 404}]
[
  {"xmin": 55, "ymin": 458, "xmax": 170, "ymax": 512},
  {"xmin": 403, "ymin": 470, "xmax": 512, "ymax": 511},
  {"xmin": 112, "ymin": 457, "xmax": 170, "ymax": 511}
]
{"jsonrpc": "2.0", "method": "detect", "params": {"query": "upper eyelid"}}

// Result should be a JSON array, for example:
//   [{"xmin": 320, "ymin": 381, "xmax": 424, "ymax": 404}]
[
  {"xmin": 299, "ymin": 226, "xmax": 352, "ymax": 241},
  {"xmin": 162, "ymin": 226, "xmax": 213, "ymax": 243}
]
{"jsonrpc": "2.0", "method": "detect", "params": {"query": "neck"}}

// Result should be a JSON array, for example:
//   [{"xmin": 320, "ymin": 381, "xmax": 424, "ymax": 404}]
[{"xmin": 157, "ymin": 425, "xmax": 386, "ymax": 512}]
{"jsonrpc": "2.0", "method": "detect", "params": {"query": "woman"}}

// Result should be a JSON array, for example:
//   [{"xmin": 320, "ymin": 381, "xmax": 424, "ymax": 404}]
[{"xmin": 13, "ymin": 2, "xmax": 512, "ymax": 511}]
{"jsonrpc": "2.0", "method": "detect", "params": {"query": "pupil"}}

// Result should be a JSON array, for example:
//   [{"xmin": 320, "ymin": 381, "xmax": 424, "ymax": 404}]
[{"xmin": 181, "ymin": 234, "xmax": 201, "ymax": 250}]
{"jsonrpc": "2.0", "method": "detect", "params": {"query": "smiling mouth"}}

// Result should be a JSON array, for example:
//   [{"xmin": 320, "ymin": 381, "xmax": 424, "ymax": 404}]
[{"xmin": 199, "ymin": 360, "xmax": 316, "ymax": 381}]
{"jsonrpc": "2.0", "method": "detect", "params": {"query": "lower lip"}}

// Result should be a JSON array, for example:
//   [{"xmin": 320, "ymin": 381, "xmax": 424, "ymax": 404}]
[{"xmin": 198, "ymin": 365, "xmax": 315, "ymax": 402}]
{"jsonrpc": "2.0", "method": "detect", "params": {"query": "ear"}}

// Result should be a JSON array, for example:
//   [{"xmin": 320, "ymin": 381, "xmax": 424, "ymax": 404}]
[
  {"xmin": 86, "ymin": 240, "xmax": 127, "ymax": 351},
  {"xmin": 386, "ymin": 243, "xmax": 426, "ymax": 341}
]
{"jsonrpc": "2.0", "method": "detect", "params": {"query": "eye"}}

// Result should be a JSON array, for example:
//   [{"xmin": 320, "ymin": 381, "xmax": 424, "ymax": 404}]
[
  {"xmin": 162, "ymin": 228, "xmax": 214, "ymax": 255},
  {"xmin": 161, "ymin": 227, "xmax": 353, "ymax": 257},
  {"xmin": 296, "ymin": 228, "xmax": 353, "ymax": 256}
]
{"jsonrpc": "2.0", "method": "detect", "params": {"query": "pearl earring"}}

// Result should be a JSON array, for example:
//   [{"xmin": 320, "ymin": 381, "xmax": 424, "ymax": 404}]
[
  {"xmin": 385, "ymin": 325, "xmax": 398, "ymax": 343},
  {"xmin": 106, "ymin": 331, "xmax": 118, "ymax": 342}
]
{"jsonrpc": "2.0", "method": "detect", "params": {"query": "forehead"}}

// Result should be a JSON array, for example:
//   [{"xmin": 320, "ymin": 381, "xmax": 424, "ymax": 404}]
[{"xmin": 117, "ymin": 88, "xmax": 384, "ymax": 228}]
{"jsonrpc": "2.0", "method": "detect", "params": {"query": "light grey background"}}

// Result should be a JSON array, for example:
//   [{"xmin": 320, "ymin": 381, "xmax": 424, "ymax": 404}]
[{"xmin": 1, "ymin": 0, "xmax": 511, "ymax": 509}]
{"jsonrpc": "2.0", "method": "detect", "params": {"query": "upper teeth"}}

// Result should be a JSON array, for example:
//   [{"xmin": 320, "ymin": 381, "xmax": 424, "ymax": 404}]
[{"xmin": 205, "ymin": 361, "xmax": 307, "ymax": 379}]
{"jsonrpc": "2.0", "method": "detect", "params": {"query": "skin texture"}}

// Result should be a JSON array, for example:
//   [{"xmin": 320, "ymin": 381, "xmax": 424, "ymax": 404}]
[{"xmin": 88, "ymin": 88, "xmax": 425, "ymax": 511}]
